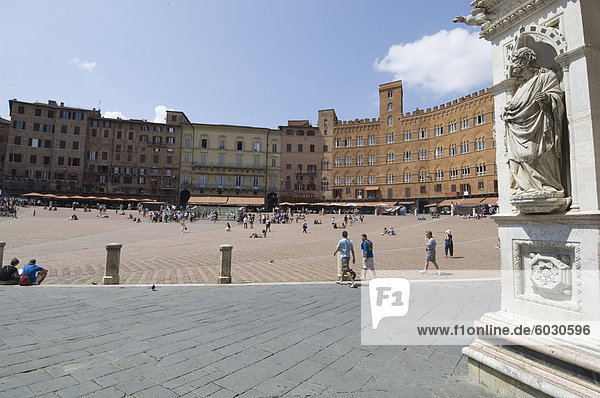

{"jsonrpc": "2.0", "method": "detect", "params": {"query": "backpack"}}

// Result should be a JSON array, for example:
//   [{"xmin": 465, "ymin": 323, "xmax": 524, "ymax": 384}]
[{"xmin": 19, "ymin": 272, "xmax": 32, "ymax": 286}]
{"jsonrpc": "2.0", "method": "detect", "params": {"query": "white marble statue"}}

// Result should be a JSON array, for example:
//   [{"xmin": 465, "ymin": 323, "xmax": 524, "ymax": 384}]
[
  {"xmin": 502, "ymin": 47, "xmax": 565, "ymax": 199},
  {"xmin": 453, "ymin": 0, "xmax": 495, "ymax": 26}
]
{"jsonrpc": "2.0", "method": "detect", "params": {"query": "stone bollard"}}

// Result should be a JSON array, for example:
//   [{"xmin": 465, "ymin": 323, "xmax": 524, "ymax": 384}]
[
  {"xmin": 103, "ymin": 243, "xmax": 122, "ymax": 285},
  {"xmin": 0, "ymin": 242, "xmax": 5, "ymax": 266},
  {"xmin": 218, "ymin": 245, "xmax": 233, "ymax": 284}
]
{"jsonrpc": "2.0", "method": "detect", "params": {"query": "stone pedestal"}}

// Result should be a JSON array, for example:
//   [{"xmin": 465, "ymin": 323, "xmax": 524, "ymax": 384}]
[
  {"xmin": 218, "ymin": 245, "xmax": 232, "ymax": 284},
  {"xmin": 0, "ymin": 242, "xmax": 5, "ymax": 267},
  {"xmin": 455, "ymin": 0, "xmax": 600, "ymax": 396},
  {"xmin": 103, "ymin": 243, "xmax": 122, "ymax": 285}
]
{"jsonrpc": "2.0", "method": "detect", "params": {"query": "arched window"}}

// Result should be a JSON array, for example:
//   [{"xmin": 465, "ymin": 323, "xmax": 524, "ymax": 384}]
[{"xmin": 387, "ymin": 116, "xmax": 393, "ymax": 126}]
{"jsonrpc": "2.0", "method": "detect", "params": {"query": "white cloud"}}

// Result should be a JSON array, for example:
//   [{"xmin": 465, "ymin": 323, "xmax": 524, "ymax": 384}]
[
  {"xmin": 69, "ymin": 57, "xmax": 97, "ymax": 72},
  {"xmin": 373, "ymin": 28, "xmax": 491, "ymax": 96},
  {"xmin": 153, "ymin": 105, "xmax": 168, "ymax": 123},
  {"xmin": 103, "ymin": 111, "xmax": 126, "ymax": 119}
]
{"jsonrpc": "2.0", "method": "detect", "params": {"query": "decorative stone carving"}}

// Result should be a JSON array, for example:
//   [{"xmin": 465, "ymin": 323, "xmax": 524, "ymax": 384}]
[
  {"xmin": 502, "ymin": 46, "xmax": 569, "ymax": 213},
  {"xmin": 478, "ymin": 0, "xmax": 552, "ymax": 41},
  {"xmin": 512, "ymin": 239, "xmax": 581, "ymax": 312},
  {"xmin": 529, "ymin": 252, "xmax": 572, "ymax": 299},
  {"xmin": 453, "ymin": 0, "xmax": 496, "ymax": 27}
]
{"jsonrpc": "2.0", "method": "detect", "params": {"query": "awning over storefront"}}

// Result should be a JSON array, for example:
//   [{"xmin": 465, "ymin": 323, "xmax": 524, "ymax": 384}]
[
  {"xmin": 188, "ymin": 196, "xmax": 228, "ymax": 205},
  {"xmin": 20, "ymin": 192, "xmax": 154, "ymax": 202},
  {"xmin": 481, "ymin": 197, "xmax": 498, "ymax": 205},
  {"xmin": 461, "ymin": 197, "xmax": 485, "ymax": 204},
  {"xmin": 424, "ymin": 203, "xmax": 439, "ymax": 208},
  {"xmin": 437, "ymin": 199, "xmax": 456, "ymax": 207},
  {"xmin": 226, "ymin": 197, "xmax": 265, "ymax": 206},
  {"xmin": 374, "ymin": 202, "xmax": 398, "ymax": 206},
  {"xmin": 364, "ymin": 186, "xmax": 380, "ymax": 191},
  {"xmin": 187, "ymin": 196, "xmax": 264, "ymax": 206}
]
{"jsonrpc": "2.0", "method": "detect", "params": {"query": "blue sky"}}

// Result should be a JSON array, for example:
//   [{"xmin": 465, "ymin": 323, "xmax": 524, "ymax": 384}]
[{"xmin": 1, "ymin": 0, "xmax": 491, "ymax": 128}]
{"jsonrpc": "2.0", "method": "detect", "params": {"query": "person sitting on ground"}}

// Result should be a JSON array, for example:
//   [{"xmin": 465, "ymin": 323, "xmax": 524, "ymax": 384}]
[
  {"xmin": 21, "ymin": 259, "xmax": 48, "ymax": 286},
  {"xmin": 226, "ymin": 222, "xmax": 231, "ymax": 232},
  {"xmin": 389, "ymin": 227, "xmax": 396, "ymax": 235},
  {"xmin": 381, "ymin": 227, "xmax": 388, "ymax": 235},
  {"xmin": 249, "ymin": 232, "xmax": 263, "ymax": 238},
  {"xmin": 69, "ymin": 214, "xmax": 79, "ymax": 220},
  {"xmin": 261, "ymin": 229, "xmax": 267, "ymax": 238},
  {"xmin": 0, "ymin": 258, "xmax": 20, "ymax": 285}
]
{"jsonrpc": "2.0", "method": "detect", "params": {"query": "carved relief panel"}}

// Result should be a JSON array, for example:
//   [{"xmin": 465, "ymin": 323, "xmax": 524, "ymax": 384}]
[{"xmin": 512, "ymin": 239, "xmax": 581, "ymax": 312}]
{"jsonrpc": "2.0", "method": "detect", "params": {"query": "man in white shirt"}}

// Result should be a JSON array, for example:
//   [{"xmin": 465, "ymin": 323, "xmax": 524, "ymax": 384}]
[
  {"xmin": 419, "ymin": 230, "xmax": 441, "ymax": 275},
  {"xmin": 333, "ymin": 231, "xmax": 357, "ymax": 287}
]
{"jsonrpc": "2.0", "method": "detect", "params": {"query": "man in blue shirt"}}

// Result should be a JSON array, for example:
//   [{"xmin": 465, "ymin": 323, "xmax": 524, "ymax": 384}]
[
  {"xmin": 333, "ymin": 231, "xmax": 356, "ymax": 288},
  {"xmin": 22, "ymin": 259, "xmax": 48, "ymax": 285},
  {"xmin": 360, "ymin": 233, "xmax": 376, "ymax": 281}
]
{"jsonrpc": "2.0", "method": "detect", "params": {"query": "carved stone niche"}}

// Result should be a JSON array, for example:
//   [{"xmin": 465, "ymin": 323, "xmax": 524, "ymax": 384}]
[
  {"xmin": 513, "ymin": 239, "xmax": 581, "ymax": 312},
  {"xmin": 503, "ymin": 26, "xmax": 572, "ymax": 214}
]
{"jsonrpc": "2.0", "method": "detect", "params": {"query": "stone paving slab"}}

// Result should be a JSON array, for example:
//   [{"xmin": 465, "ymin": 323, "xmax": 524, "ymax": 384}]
[{"xmin": 0, "ymin": 281, "xmax": 499, "ymax": 397}]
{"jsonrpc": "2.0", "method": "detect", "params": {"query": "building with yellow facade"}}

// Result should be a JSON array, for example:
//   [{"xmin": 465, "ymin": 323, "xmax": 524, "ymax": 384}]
[{"xmin": 168, "ymin": 110, "xmax": 281, "ymax": 208}]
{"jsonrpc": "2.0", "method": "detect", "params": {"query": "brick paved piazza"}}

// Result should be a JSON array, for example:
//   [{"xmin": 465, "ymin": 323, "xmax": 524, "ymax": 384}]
[{"xmin": 2, "ymin": 207, "xmax": 500, "ymax": 285}]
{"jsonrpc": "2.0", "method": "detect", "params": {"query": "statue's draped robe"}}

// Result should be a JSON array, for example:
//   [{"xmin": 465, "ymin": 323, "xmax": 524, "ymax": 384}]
[{"xmin": 504, "ymin": 68, "xmax": 565, "ymax": 197}]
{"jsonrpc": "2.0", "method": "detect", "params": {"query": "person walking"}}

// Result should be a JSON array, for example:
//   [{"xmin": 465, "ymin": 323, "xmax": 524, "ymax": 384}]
[
  {"xmin": 302, "ymin": 220, "xmax": 308, "ymax": 233},
  {"xmin": 333, "ymin": 231, "xmax": 357, "ymax": 288},
  {"xmin": 444, "ymin": 229, "xmax": 454, "ymax": 257},
  {"xmin": 419, "ymin": 231, "xmax": 441, "ymax": 275},
  {"xmin": 360, "ymin": 233, "xmax": 376, "ymax": 281}
]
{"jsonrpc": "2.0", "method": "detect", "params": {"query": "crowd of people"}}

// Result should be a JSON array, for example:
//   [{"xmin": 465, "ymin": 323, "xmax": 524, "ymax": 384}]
[
  {"xmin": 0, "ymin": 195, "xmax": 480, "ymax": 286},
  {"xmin": 0, "ymin": 196, "xmax": 30, "ymax": 218}
]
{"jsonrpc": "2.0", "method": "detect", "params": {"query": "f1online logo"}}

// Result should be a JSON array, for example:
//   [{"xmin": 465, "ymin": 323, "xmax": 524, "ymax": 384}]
[{"xmin": 369, "ymin": 278, "xmax": 410, "ymax": 329}]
